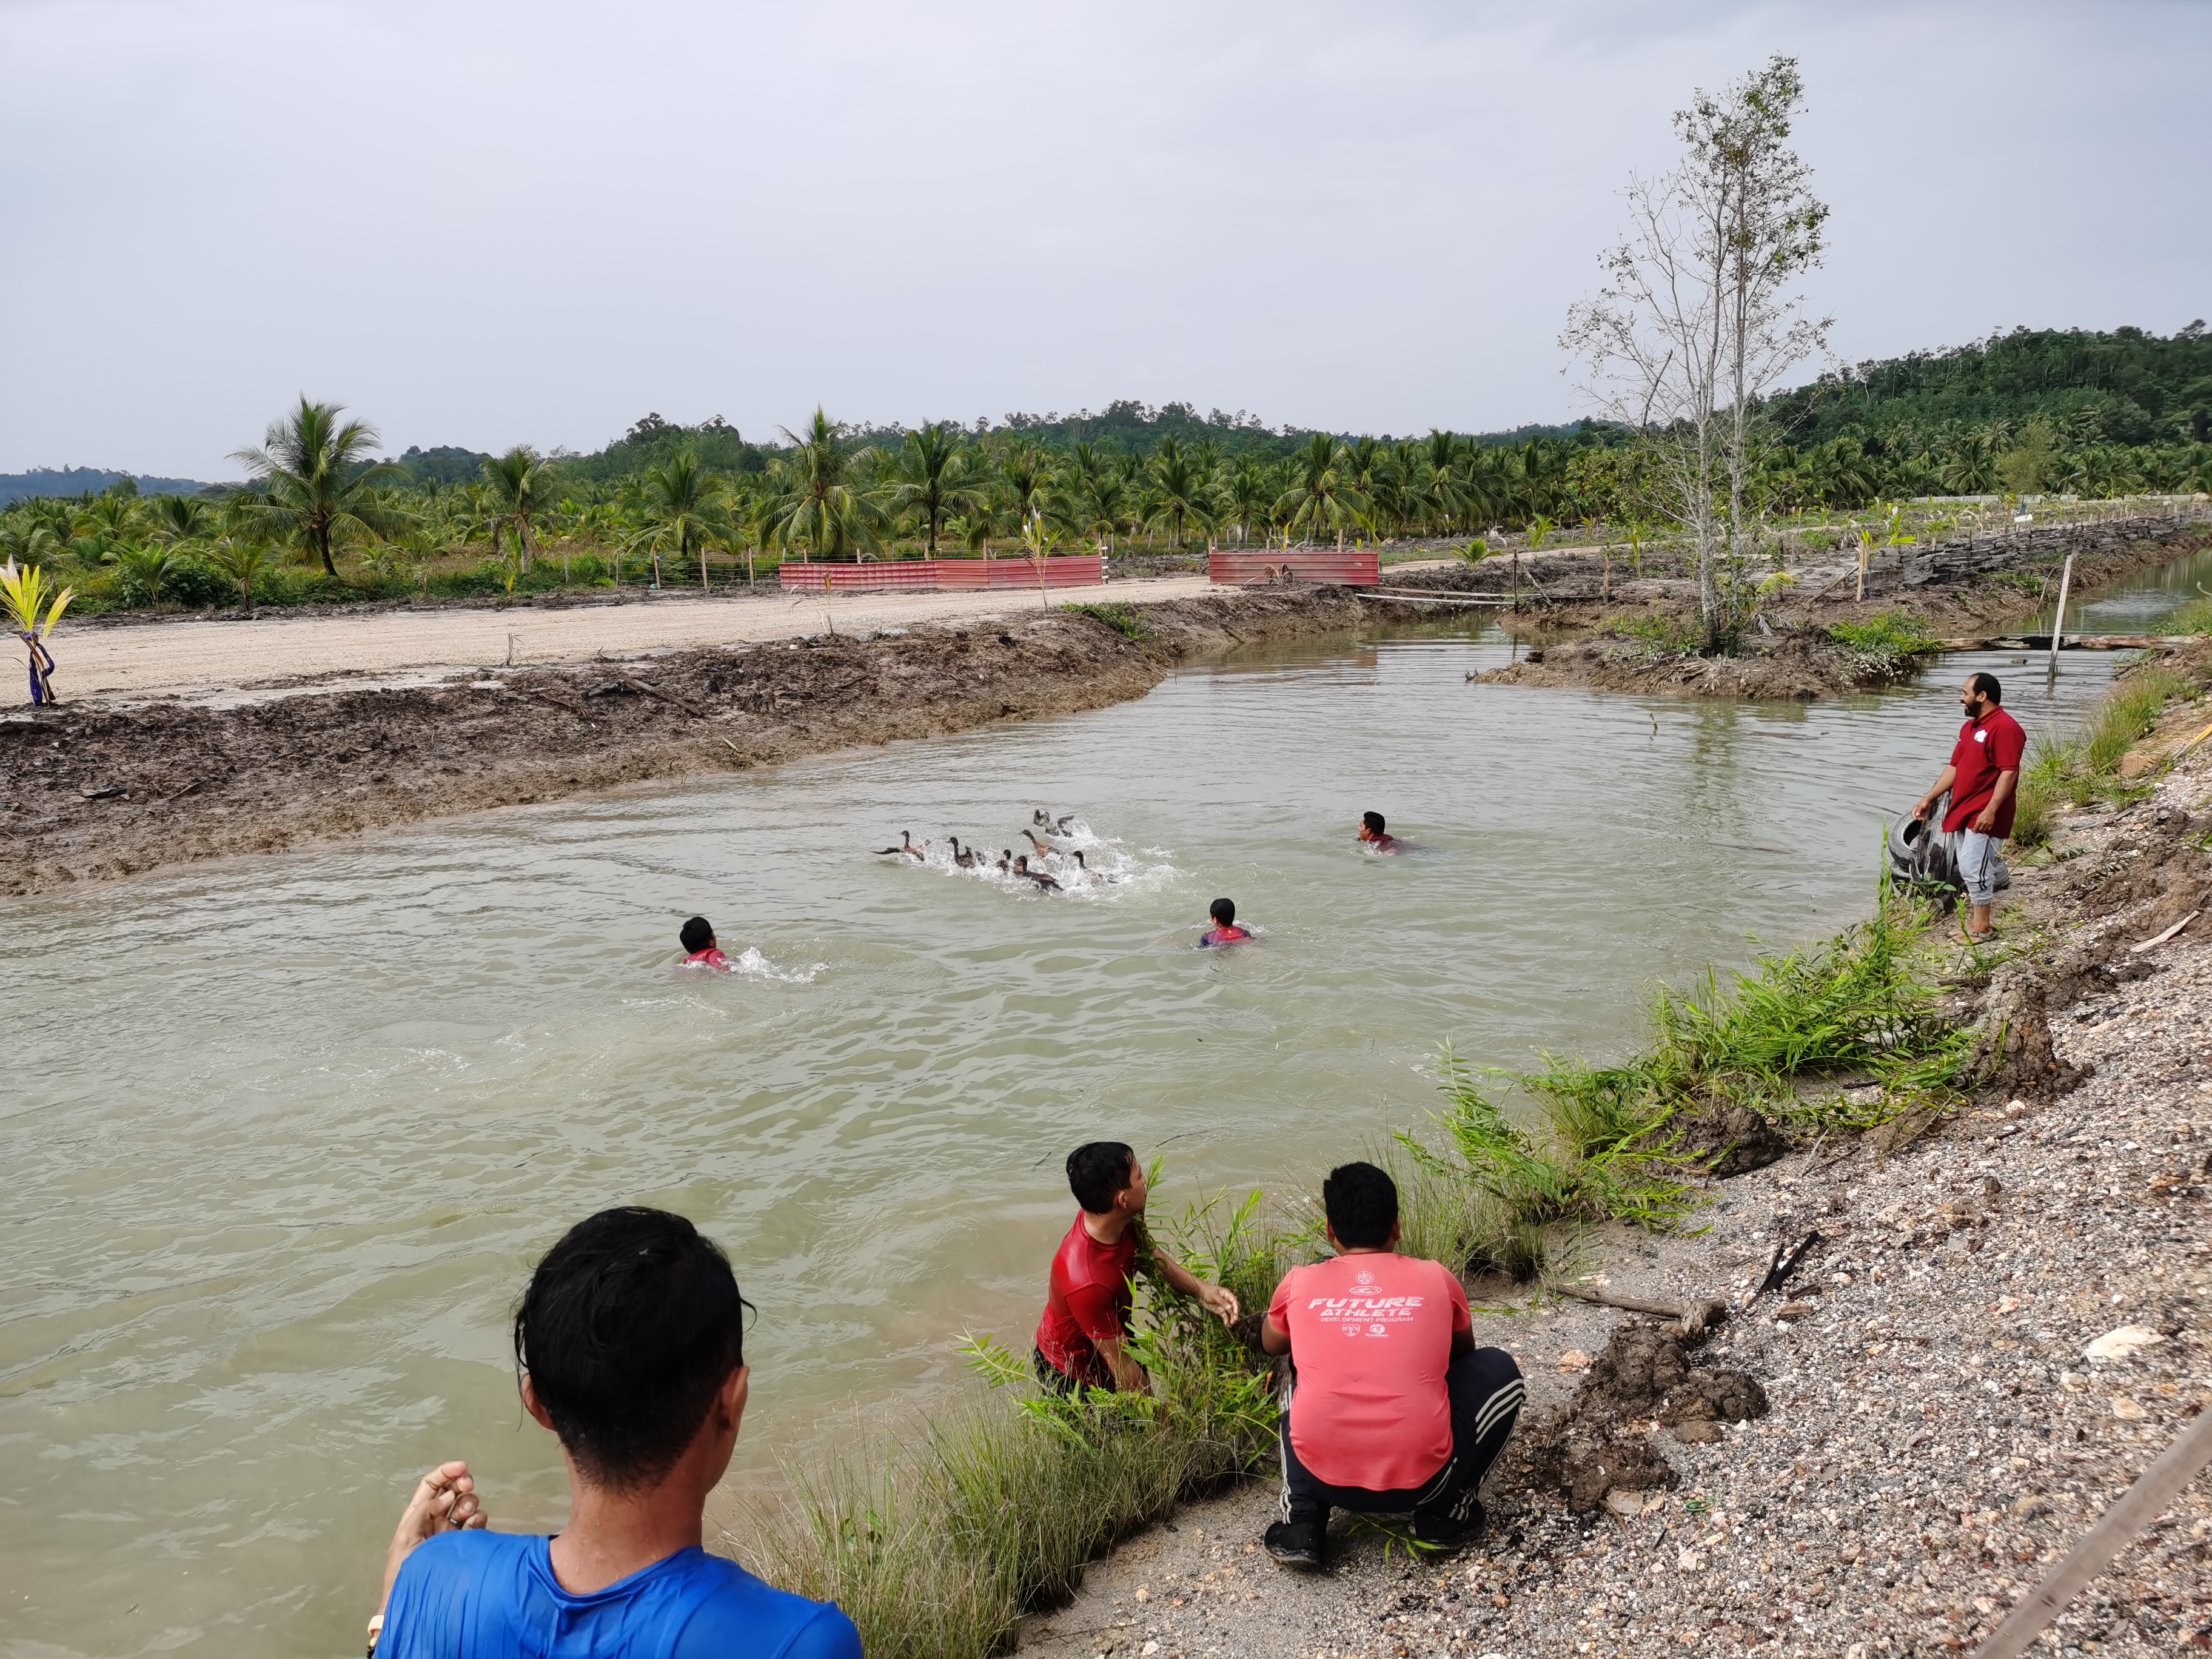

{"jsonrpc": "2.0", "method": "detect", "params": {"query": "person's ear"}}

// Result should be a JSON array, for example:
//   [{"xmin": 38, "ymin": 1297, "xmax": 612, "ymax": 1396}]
[
  {"xmin": 520, "ymin": 1374, "xmax": 557, "ymax": 1433},
  {"xmin": 1388, "ymin": 1219, "xmax": 1403, "ymax": 1248},
  {"xmin": 720, "ymin": 1365, "xmax": 749, "ymax": 1436},
  {"xmin": 1324, "ymin": 1222, "xmax": 1341, "ymax": 1250}
]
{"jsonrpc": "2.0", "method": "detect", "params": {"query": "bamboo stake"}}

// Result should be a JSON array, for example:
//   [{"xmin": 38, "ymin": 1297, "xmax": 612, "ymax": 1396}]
[{"xmin": 2047, "ymin": 552, "xmax": 2076, "ymax": 678}]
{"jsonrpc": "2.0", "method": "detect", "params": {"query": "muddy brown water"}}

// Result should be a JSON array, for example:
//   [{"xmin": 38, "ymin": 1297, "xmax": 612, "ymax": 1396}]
[{"xmin": 0, "ymin": 558, "xmax": 2193, "ymax": 1657}]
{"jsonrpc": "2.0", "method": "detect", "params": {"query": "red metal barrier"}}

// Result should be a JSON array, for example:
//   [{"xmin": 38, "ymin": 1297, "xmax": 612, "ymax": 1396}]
[
  {"xmin": 1207, "ymin": 549, "xmax": 1380, "ymax": 587},
  {"xmin": 779, "ymin": 556, "xmax": 1105, "ymax": 593}
]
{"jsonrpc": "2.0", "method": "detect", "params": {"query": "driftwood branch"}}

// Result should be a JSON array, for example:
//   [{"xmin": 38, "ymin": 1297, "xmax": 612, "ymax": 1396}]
[{"xmin": 1550, "ymin": 1282, "xmax": 1728, "ymax": 1339}]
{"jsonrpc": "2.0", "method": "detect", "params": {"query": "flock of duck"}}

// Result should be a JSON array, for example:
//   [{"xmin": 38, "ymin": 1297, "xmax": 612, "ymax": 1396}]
[{"xmin": 874, "ymin": 811, "xmax": 1111, "ymax": 891}]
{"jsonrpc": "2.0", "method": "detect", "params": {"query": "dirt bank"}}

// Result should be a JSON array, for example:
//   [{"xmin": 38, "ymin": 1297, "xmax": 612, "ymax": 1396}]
[
  {"xmin": 5, "ymin": 574, "xmax": 1227, "ymax": 707},
  {"xmin": 1371, "ymin": 515, "xmax": 2212, "ymax": 700},
  {"xmin": 0, "ymin": 588, "xmax": 1365, "ymax": 899},
  {"xmin": 1018, "ymin": 668, "xmax": 2212, "ymax": 1659}
]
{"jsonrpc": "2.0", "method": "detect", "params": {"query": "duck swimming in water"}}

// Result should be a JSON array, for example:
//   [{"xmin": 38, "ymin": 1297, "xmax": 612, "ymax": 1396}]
[
  {"xmin": 1021, "ymin": 828, "xmax": 1052, "ymax": 856},
  {"xmin": 997, "ymin": 848, "xmax": 1013, "ymax": 873},
  {"xmin": 949, "ymin": 836, "xmax": 979, "ymax": 869},
  {"xmin": 1013, "ymin": 854, "xmax": 1061, "ymax": 892},
  {"xmin": 874, "ymin": 830, "xmax": 926, "ymax": 861},
  {"xmin": 1033, "ymin": 809, "xmax": 1077, "ymax": 834}
]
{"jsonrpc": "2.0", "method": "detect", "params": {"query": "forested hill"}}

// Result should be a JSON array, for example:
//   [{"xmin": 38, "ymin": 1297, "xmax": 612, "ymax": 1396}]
[
  {"xmin": 1769, "ymin": 323, "xmax": 2212, "ymax": 449},
  {"xmin": 0, "ymin": 466, "xmax": 221, "ymax": 507}
]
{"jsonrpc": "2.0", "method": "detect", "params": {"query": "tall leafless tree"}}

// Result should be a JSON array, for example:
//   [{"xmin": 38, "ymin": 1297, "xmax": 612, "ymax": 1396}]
[{"xmin": 1563, "ymin": 55, "xmax": 1829, "ymax": 648}]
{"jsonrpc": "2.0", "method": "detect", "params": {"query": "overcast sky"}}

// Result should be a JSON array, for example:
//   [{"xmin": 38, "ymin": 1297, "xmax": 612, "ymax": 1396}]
[{"xmin": 2, "ymin": 0, "xmax": 2205, "ymax": 480}]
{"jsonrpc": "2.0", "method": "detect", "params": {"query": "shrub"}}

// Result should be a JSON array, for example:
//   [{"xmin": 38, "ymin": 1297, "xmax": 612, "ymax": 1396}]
[{"xmin": 1828, "ymin": 610, "xmax": 1941, "ymax": 669}]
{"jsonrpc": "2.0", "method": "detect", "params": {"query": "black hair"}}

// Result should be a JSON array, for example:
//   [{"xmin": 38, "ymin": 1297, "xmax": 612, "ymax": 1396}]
[
  {"xmin": 1362, "ymin": 811, "xmax": 1386, "ymax": 834},
  {"xmin": 1067, "ymin": 1141, "xmax": 1137, "ymax": 1215},
  {"xmin": 1322, "ymin": 1161, "xmax": 1399, "ymax": 1250},
  {"xmin": 1208, "ymin": 897, "xmax": 1236, "ymax": 925},
  {"xmin": 680, "ymin": 916, "xmax": 714, "ymax": 954},
  {"xmin": 1968, "ymin": 671, "xmax": 2003, "ymax": 705},
  {"xmin": 513, "ymin": 1207, "xmax": 750, "ymax": 1491}
]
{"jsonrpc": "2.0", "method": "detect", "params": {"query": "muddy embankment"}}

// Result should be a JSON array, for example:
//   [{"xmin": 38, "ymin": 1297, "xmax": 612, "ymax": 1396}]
[
  {"xmin": 1021, "ymin": 652, "xmax": 2212, "ymax": 1659},
  {"xmin": 1372, "ymin": 512, "xmax": 2212, "ymax": 699},
  {"xmin": 0, "ymin": 588, "xmax": 1365, "ymax": 899}
]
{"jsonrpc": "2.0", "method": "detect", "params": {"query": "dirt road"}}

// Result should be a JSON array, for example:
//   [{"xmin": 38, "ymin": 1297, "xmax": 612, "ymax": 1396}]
[{"xmin": 8, "ymin": 575, "xmax": 1221, "ymax": 707}]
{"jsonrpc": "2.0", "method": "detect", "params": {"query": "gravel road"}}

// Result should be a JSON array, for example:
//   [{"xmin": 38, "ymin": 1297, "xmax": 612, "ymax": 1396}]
[
  {"xmin": 5, "ymin": 576, "xmax": 1222, "ymax": 707},
  {"xmin": 1020, "ymin": 688, "xmax": 2212, "ymax": 1659}
]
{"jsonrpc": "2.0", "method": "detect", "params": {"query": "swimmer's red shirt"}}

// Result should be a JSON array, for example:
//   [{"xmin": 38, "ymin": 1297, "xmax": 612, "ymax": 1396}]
[
  {"xmin": 684, "ymin": 947, "xmax": 733, "ymax": 971},
  {"xmin": 1269, "ymin": 1253, "xmax": 1470, "ymax": 1490},
  {"xmin": 1200, "ymin": 925, "xmax": 1250, "ymax": 947},
  {"xmin": 1035, "ymin": 1213, "xmax": 1138, "ymax": 1386}
]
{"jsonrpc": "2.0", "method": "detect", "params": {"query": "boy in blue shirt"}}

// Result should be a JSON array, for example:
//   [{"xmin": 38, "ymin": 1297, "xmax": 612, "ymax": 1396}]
[{"xmin": 370, "ymin": 1207, "xmax": 861, "ymax": 1659}]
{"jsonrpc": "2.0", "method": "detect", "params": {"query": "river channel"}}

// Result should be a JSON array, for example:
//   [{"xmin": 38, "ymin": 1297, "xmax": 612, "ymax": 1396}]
[{"xmin": 2, "ymin": 560, "xmax": 2199, "ymax": 1657}]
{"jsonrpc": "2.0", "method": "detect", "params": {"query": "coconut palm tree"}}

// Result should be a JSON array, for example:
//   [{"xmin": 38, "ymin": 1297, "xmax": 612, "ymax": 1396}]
[
  {"xmin": 885, "ymin": 423, "xmax": 977, "ymax": 556},
  {"xmin": 765, "ymin": 409, "xmax": 883, "ymax": 562},
  {"xmin": 1221, "ymin": 457, "xmax": 1273, "ymax": 546},
  {"xmin": 994, "ymin": 443, "xmax": 1049, "ymax": 554},
  {"xmin": 229, "ymin": 399, "xmax": 408, "ymax": 577},
  {"xmin": 1144, "ymin": 435, "xmax": 1209, "ymax": 549},
  {"xmin": 1273, "ymin": 434, "xmax": 1369, "ymax": 550},
  {"xmin": 147, "ymin": 494, "xmax": 212, "ymax": 546},
  {"xmin": 480, "ymin": 446, "xmax": 553, "ymax": 575},
  {"xmin": 626, "ymin": 450, "xmax": 728, "ymax": 589},
  {"xmin": 204, "ymin": 538, "xmax": 275, "ymax": 608}
]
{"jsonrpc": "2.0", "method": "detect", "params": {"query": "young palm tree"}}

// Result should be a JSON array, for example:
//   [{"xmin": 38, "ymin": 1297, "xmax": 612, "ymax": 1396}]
[
  {"xmin": 626, "ymin": 450, "xmax": 728, "ymax": 589},
  {"xmin": 1273, "ymin": 434, "xmax": 1369, "ymax": 550},
  {"xmin": 147, "ymin": 495, "xmax": 212, "ymax": 546},
  {"xmin": 480, "ymin": 447, "xmax": 553, "ymax": 576},
  {"xmin": 1221, "ymin": 458, "xmax": 1272, "ymax": 546},
  {"xmin": 229, "ymin": 399, "xmax": 408, "ymax": 577},
  {"xmin": 1, "ymin": 557, "xmax": 73, "ymax": 703},
  {"xmin": 885, "ymin": 423, "xmax": 977, "ymax": 556},
  {"xmin": 204, "ymin": 538, "xmax": 274, "ymax": 608},
  {"xmin": 1145, "ymin": 435, "xmax": 1208, "ymax": 549},
  {"xmin": 765, "ymin": 409, "xmax": 883, "ymax": 562},
  {"xmin": 994, "ymin": 444, "xmax": 1049, "ymax": 555}
]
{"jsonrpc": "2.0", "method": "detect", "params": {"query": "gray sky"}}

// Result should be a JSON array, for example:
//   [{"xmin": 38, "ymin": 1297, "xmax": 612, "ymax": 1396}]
[{"xmin": 2, "ymin": 0, "xmax": 2205, "ymax": 479}]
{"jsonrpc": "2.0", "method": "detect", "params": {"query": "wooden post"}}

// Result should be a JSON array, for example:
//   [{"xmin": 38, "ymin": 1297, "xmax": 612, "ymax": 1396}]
[{"xmin": 2047, "ymin": 552, "xmax": 2076, "ymax": 678}]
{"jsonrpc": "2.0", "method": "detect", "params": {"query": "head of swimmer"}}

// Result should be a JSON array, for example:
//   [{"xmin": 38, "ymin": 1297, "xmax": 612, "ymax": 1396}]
[
  {"xmin": 1357, "ymin": 810, "xmax": 1387, "ymax": 843},
  {"xmin": 1208, "ymin": 897, "xmax": 1238, "ymax": 931},
  {"xmin": 1068, "ymin": 1139, "xmax": 1146, "ymax": 1220},
  {"xmin": 680, "ymin": 916, "xmax": 716, "ymax": 956}
]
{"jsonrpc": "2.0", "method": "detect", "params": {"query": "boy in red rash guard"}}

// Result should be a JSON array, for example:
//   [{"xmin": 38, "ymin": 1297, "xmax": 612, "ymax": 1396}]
[
  {"xmin": 1356, "ymin": 811, "xmax": 1401, "ymax": 854},
  {"xmin": 1909, "ymin": 671, "xmax": 2027, "ymax": 945},
  {"xmin": 679, "ymin": 916, "xmax": 732, "ymax": 971},
  {"xmin": 1033, "ymin": 1142, "xmax": 1241, "ymax": 1394},
  {"xmin": 1198, "ymin": 897, "xmax": 1250, "ymax": 947},
  {"xmin": 1260, "ymin": 1162, "xmax": 1524, "ymax": 1567}
]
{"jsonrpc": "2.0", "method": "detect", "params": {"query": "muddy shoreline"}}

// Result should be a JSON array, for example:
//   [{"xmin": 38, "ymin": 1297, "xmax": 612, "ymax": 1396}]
[
  {"xmin": 0, "ymin": 588, "xmax": 1367, "ymax": 899},
  {"xmin": 1373, "ymin": 516, "xmax": 2212, "ymax": 700}
]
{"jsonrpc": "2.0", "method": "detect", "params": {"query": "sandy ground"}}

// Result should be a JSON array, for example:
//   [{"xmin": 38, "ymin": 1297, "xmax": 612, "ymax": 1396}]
[
  {"xmin": 7, "ymin": 575, "xmax": 1221, "ymax": 708},
  {"xmin": 1017, "ymin": 685, "xmax": 2212, "ymax": 1659}
]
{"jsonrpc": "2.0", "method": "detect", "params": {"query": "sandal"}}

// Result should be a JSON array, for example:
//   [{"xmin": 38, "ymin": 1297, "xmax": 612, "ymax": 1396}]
[{"xmin": 1961, "ymin": 927, "xmax": 1997, "ymax": 946}]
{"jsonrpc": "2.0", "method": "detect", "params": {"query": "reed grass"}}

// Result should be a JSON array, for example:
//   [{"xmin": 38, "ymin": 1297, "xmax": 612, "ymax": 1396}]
[{"xmin": 2013, "ymin": 660, "xmax": 2198, "ymax": 843}]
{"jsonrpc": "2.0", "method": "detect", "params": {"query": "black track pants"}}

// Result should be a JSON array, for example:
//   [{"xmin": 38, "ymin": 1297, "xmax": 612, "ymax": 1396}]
[{"xmin": 1278, "ymin": 1346, "xmax": 1524, "ymax": 1527}]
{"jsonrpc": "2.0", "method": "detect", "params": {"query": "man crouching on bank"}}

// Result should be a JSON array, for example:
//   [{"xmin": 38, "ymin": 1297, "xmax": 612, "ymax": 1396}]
[{"xmin": 1261, "ymin": 1162, "xmax": 1524, "ymax": 1567}]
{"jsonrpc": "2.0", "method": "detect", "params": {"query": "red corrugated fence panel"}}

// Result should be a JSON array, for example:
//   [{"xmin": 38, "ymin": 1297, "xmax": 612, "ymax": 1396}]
[
  {"xmin": 779, "ymin": 557, "xmax": 1105, "ymax": 593},
  {"xmin": 1207, "ymin": 551, "xmax": 1380, "ymax": 587}
]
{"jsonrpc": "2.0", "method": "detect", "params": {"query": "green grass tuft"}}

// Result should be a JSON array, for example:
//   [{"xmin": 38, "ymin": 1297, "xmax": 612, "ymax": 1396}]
[
  {"xmin": 1827, "ymin": 610, "xmax": 1942, "ymax": 668},
  {"xmin": 1064, "ymin": 600, "xmax": 1152, "ymax": 640}
]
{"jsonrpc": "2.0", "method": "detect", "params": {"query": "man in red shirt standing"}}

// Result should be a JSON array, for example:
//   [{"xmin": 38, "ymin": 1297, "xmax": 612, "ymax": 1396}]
[
  {"xmin": 1034, "ymin": 1142, "xmax": 1241, "ymax": 1394},
  {"xmin": 1259, "ymin": 1162, "xmax": 1524, "ymax": 1567},
  {"xmin": 1911, "ymin": 671, "xmax": 2028, "ymax": 945}
]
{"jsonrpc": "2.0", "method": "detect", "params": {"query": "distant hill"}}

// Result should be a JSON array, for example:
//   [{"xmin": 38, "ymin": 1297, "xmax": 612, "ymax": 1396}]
[{"xmin": 0, "ymin": 466, "xmax": 227, "ymax": 506}]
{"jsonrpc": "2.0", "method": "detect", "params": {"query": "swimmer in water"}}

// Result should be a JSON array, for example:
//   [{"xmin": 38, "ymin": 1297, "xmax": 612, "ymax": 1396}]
[
  {"xmin": 1199, "ymin": 897, "xmax": 1250, "ymax": 947},
  {"xmin": 1357, "ymin": 811, "xmax": 1401, "ymax": 854},
  {"xmin": 679, "ymin": 915, "xmax": 734, "ymax": 971}
]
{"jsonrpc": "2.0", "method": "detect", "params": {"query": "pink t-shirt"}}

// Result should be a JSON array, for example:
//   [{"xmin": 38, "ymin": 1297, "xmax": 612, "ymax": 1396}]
[{"xmin": 1267, "ymin": 1253, "xmax": 1470, "ymax": 1491}]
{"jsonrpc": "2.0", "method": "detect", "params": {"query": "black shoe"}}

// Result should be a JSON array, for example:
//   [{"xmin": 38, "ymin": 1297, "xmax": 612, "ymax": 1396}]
[
  {"xmin": 1264, "ymin": 1518, "xmax": 1326, "ymax": 1569},
  {"xmin": 1412, "ymin": 1499, "xmax": 1486, "ymax": 1556}
]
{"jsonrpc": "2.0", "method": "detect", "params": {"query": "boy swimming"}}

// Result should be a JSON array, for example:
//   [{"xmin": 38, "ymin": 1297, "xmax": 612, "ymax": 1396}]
[
  {"xmin": 1356, "ymin": 811, "xmax": 1401, "ymax": 854},
  {"xmin": 1199, "ymin": 897, "xmax": 1250, "ymax": 947},
  {"xmin": 680, "ymin": 916, "xmax": 734, "ymax": 971}
]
